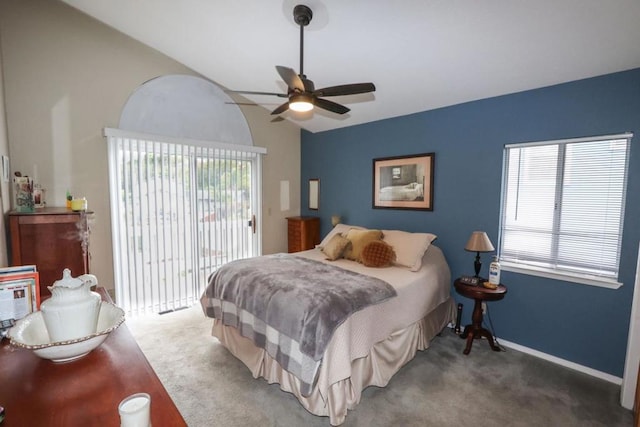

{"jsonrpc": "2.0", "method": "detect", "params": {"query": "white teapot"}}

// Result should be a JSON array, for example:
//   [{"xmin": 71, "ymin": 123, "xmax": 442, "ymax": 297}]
[{"xmin": 41, "ymin": 268, "xmax": 101, "ymax": 342}]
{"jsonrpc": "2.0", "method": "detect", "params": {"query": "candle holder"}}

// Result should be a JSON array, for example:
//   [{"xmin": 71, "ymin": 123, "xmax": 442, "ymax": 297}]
[{"xmin": 118, "ymin": 392, "xmax": 151, "ymax": 427}]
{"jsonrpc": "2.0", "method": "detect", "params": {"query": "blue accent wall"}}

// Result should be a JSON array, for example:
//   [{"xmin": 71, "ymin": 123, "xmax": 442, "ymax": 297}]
[{"xmin": 300, "ymin": 68, "xmax": 640, "ymax": 377}]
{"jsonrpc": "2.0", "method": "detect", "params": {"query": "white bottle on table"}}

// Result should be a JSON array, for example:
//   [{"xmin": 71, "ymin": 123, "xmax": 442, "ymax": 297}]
[{"xmin": 489, "ymin": 256, "xmax": 501, "ymax": 285}]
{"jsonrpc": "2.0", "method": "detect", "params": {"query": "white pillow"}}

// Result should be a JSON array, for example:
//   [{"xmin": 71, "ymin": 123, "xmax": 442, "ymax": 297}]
[
  {"xmin": 382, "ymin": 230, "xmax": 437, "ymax": 271},
  {"xmin": 318, "ymin": 223, "xmax": 367, "ymax": 248}
]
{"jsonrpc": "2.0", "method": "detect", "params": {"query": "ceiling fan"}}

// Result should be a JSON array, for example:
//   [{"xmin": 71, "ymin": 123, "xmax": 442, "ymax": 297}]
[{"xmin": 227, "ymin": 4, "xmax": 376, "ymax": 117}]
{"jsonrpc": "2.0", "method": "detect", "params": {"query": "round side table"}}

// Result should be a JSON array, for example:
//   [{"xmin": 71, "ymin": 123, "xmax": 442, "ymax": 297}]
[{"xmin": 454, "ymin": 278, "xmax": 508, "ymax": 355}]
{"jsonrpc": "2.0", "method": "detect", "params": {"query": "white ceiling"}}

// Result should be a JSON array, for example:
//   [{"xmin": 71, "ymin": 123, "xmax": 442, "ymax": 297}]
[{"xmin": 62, "ymin": 0, "xmax": 640, "ymax": 134}]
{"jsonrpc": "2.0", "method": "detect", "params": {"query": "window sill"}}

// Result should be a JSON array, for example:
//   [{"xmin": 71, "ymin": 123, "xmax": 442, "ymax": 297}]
[{"xmin": 500, "ymin": 262, "xmax": 623, "ymax": 290}]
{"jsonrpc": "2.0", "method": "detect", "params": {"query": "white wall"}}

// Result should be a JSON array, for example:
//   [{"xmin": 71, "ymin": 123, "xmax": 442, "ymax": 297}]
[
  {"xmin": 0, "ymin": 0, "xmax": 300, "ymax": 291},
  {"xmin": 0, "ymin": 39, "xmax": 10, "ymax": 266},
  {"xmin": 238, "ymin": 102, "xmax": 301, "ymax": 255}
]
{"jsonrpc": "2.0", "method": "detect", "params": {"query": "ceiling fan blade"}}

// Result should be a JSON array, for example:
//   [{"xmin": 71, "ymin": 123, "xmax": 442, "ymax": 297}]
[
  {"xmin": 225, "ymin": 89, "xmax": 288, "ymax": 98},
  {"xmin": 276, "ymin": 66, "xmax": 305, "ymax": 91},
  {"xmin": 271, "ymin": 101, "xmax": 290, "ymax": 115},
  {"xmin": 314, "ymin": 98, "xmax": 350, "ymax": 115},
  {"xmin": 313, "ymin": 83, "xmax": 376, "ymax": 97},
  {"xmin": 225, "ymin": 102, "xmax": 282, "ymax": 107},
  {"xmin": 300, "ymin": 77, "xmax": 315, "ymax": 92}
]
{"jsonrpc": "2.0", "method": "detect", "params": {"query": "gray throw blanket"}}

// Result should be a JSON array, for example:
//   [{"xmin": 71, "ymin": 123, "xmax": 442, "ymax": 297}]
[{"xmin": 200, "ymin": 253, "xmax": 397, "ymax": 396}]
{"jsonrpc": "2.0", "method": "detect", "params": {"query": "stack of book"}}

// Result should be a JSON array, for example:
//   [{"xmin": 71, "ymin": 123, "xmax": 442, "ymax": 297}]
[{"xmin": 0, "ymin": 265, "xmax": 40, "ymax": 338}]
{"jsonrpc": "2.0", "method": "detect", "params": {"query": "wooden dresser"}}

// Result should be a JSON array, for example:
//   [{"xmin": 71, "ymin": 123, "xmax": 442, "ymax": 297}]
[
  {"xmin": 8, "ymin": 207, "xmax": 91, "ymax": 298},
  {"xmin": 286, "ymin": 216, "xmax": 320, "ymax": 253},
  {"xmin": 0, "ymin": 287, "xmax": 186, "ymax": 426}
]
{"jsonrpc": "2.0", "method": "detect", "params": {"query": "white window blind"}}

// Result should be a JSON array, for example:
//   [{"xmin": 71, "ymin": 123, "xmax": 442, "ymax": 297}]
[
  {"xmin": 105, "ymin": 128, "xmax": 265, "ymax": 316},
  {"xmin": 499, "ymin": 133, "xmax": 631, "ymax": 286}
]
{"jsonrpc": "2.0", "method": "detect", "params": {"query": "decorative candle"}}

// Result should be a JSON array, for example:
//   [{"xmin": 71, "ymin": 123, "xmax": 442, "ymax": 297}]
[
  {"xmin": 71, "ymin": 197, "xmax": 87, "ymax": 211},
  {"xmin": 118, "ymin": 393, "xmax": 151, "ymax": 427}
]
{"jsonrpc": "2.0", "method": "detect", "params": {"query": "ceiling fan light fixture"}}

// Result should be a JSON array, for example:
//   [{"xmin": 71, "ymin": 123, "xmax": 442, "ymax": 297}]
[{"xmin": 289, "ymin": 94, "xmax": 314, "ymax": 112}]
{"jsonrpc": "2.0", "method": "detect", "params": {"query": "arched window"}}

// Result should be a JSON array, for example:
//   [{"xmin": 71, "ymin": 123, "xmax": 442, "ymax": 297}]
[{"xmin": 105, "ymin": 75, "xmax": 265, "ymax": 315}]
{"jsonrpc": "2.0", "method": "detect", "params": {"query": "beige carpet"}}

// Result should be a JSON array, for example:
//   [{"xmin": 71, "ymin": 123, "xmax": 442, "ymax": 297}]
[{"xmin": 127, "ymin": 305, "xmax": 633, "ymax": 427}]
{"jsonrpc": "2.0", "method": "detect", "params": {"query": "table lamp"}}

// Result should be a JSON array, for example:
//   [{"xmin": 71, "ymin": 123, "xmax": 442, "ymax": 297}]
[{"xmin": 464, "ymin": 231, "xmax": 495, "ymax": 277}]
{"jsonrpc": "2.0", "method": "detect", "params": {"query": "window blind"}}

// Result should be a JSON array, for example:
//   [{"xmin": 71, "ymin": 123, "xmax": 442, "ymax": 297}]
[
  {"xmin": 499, "ymin": 133, "xmax": 631, "ymax": 282},
  {"xmin": 105, "ymin": 128, "xmax": 265, "ymax": 316}
]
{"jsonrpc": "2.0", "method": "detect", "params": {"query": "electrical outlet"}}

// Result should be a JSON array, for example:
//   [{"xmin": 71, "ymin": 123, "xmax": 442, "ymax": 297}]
[{"xmin": 482, "ymin": 302, "xmax": 487, "ymax": 314}]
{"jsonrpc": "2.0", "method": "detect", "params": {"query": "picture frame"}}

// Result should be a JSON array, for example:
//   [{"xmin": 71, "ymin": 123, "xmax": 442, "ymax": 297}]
[
  {"xmin": 33, "ymin": 184, "xmax": 46, "ymax": 208},
  {"xmin": 372, "ymin": 153, "xmax": 434, "ymax": 210},
  {"xmin": 309, "ymin": 178, "xmax": 319, "ymax": 210}
]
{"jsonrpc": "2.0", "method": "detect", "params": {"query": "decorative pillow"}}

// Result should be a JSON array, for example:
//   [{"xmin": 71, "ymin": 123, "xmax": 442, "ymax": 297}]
[
  {"xmin": 343, "ymin": 229, "xmax": 383, "ymax": 261},
  {"xmin": 361, "ymin": 240, "xmax": 396, "ymax": 268},
  {"xmin": 318, "ymin": 223, "xmax": 366, "ymax": 249},
  {"xmin": 321, "ymin": 234, "xmax": 351, "ymax": 261},
  {"xmin": 382, "ymin": 230, "xmax": 437, "ymax": 271}
]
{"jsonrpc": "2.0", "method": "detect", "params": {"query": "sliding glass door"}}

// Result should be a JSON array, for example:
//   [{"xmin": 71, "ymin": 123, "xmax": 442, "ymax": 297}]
[{"xmin": 105, "ymin": 128, "xmax": 264, "ymax": 316}]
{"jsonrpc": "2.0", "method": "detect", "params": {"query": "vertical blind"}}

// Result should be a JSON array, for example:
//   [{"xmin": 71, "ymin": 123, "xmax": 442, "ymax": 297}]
[
  {"xmin": 499, "ymin": 133, "xmax": 631, "ymax": 281},
  {"xmin": 105, "ymin": 128, "xmax": 265, "ymax": 316}
]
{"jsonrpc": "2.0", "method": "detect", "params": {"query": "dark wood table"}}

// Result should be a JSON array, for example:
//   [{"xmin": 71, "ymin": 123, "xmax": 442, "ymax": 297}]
[
  {"xmin": 454, "ymin": 278, "xmax": 508, "ymax": 355},
  {"xmin": 0, "ymin": 288, "xmax": 186, "ymax": 426}
]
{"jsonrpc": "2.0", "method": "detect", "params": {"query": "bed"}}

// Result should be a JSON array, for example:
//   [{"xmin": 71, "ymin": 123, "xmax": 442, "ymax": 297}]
[
  {"xmin": 378, "ymin": 182, "xmax": 424, "ymax": 201},
  {"xmin": 200, "ymin": 225, "xmax": 455, "ymax": 425}
]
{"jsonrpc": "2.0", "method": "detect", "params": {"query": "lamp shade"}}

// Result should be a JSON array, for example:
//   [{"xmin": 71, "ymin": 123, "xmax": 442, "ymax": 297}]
[{"xmin": 464, "ymin": 231, "xmax": 495, "ymax": 252}]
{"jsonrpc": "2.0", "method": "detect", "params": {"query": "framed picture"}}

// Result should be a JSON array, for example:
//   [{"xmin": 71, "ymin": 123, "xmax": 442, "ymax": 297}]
[
  {"xmin": 309, "ymin": 178, "xmax": 319, "ymax": 210},
  {"xmin": 372, "ymin": 153, "xmax": 434, "ymax": 210},
  {"xmin": 33, "ymin": 184, "xmax": 46, "ymax": 208}
]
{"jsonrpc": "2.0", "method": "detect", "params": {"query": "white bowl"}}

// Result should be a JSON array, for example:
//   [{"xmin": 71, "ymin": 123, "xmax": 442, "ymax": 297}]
[{"xmin": 8, "ymin": 301, "xmax": 125, "ymax": 362}]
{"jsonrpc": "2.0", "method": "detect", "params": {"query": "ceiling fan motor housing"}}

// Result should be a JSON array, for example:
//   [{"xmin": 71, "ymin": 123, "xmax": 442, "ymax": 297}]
[{"xmin": 293, "ymin": 5, "xmax": 313, "ymax": 26}]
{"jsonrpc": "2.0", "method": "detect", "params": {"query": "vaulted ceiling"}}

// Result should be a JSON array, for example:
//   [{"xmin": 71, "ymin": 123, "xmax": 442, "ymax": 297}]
[{"xmin": 62, "ymin": 0, "xmax": 640, "ymax": 133}]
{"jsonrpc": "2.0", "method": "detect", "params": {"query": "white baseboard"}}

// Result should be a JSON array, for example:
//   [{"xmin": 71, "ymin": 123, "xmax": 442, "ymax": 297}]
[{"xmin": 497, "ymin": 337, "xmax": 622, "ymax": 385}]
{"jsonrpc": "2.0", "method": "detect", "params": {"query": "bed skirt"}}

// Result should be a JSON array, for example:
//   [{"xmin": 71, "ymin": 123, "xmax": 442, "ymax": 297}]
[{"xmin": 211, "ymin": 297, "xmax": 456, "ymax": 426}]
